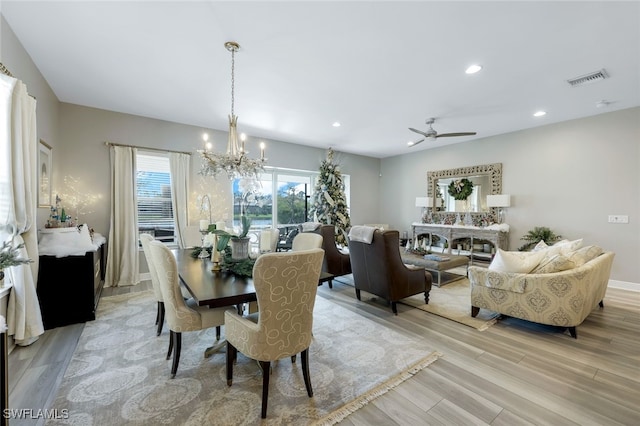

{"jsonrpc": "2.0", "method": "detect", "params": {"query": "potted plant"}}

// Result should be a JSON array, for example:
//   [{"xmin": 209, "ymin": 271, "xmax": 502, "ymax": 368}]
[
  {"xmin": 518, "ymin": 226, "xmax": 562, "ymax": 251},
  {"xmin": 214, "ymin": 216, "xmax": 252, "ymax": 260},
  {"xmin": 0, "ymin": 240, "xmax": 32, "ymax": 287}
]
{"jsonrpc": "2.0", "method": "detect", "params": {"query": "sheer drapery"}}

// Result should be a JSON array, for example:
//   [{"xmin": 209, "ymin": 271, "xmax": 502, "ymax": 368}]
[
  {"xmin": 0, "ymin": 74, "xmax": 44, "ymax": 346},
  {"xmin": 105, "ymin": 146, "xmax": 139, "ymax": 287},
  {"xmin": 169, "ymin": 152, "xmax": 190, "ymax": 249}
]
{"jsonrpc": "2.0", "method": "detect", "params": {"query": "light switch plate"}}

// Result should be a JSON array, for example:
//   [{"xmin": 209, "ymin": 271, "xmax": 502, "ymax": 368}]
[{"xmin": 608, "ymin": 215, "xmax": 629, "ymax": 224}]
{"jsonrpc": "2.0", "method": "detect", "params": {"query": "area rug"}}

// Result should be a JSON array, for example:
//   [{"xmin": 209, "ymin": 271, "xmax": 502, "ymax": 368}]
[
  {"xmin": 47, "ymin": 290, "xmax": 441, "ymax": 425},
  {"xmin": 400, "ymin": 278, "xmax": 500, "ymax": 331}
]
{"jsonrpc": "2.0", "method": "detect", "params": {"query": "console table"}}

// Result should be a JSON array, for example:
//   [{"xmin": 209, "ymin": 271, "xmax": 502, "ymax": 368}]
[{"xmin": 411, "ymin": 222, "xmax": 509, "ymax": 263}]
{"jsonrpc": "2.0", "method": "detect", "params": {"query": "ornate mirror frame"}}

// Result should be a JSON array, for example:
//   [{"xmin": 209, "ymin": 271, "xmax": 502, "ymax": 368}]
[{"xmin": 425, "ymin": 162, "xmax": 502, "ymax": 226}]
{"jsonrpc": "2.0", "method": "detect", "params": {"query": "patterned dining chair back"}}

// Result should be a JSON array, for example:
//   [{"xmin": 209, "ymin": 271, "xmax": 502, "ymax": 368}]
[{"xmin": 224, "ymin": 248, "xmax": 324, "ymax": 418}]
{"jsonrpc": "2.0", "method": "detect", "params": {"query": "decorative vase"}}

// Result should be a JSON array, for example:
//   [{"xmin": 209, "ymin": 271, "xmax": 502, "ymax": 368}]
[{"xmin": 230, "ymin": 237, "xmax": 250, "ymax": 260}]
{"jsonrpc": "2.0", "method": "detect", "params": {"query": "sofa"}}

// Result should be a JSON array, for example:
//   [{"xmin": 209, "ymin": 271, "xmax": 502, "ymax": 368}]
[
  {"xmin": 348, "ymin": 227, "xmax": 432, "ymax": 315},
  {"xmin": 468, "ymin": 241, "xmax": 614, "ymax": 338}
]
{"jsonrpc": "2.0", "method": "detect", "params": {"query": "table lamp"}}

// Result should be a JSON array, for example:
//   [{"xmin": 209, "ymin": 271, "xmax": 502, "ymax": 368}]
[{"xmin": 487, "ymin": 194, "xmax": 511, "ymax": 223}]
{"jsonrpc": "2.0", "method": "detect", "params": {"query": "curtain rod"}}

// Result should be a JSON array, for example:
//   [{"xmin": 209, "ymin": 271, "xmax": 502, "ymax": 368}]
[
  {"xmin": 0, "ymin": 62, "xmax": 37, "ymax": 100},
  {"xmin": 104, "ymin": 141, "xmax": 192, "ymax": 156},
  {"xmin": 0, "ymin": 62, "xmax": 14, "ymax": 77}
]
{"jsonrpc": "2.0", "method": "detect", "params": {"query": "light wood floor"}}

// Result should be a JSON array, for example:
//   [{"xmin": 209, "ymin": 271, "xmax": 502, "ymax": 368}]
[{"xmin": 8, "ymin": 279, "xmax": 640, "ymax": 425}]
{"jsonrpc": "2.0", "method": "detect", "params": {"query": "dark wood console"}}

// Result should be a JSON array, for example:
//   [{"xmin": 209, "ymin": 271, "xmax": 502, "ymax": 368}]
[{"xmin": 36, "ymin": 242, "xmax": 106, "ymax": 329}]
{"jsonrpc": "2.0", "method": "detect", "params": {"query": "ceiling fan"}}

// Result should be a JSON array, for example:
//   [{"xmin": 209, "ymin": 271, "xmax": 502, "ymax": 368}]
[{"xmin": 408, "ymin": 117, "xmax": 477, "ymax": 147}]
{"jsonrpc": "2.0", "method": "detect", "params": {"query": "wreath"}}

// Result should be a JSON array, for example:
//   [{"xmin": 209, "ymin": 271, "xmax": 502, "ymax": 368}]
[{"xmin": 448, "ymin": 178, "xmax": 474, "ymax": 201}]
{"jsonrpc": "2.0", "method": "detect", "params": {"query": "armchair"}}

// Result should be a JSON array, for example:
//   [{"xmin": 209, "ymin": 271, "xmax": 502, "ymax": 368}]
[
  {"xmin": 348, "ymin": 228, "xmax": 432, "ymax": 315},
  {"xmin": 317, "ymin": 225, "xmax": 352, "ymax": 285}
]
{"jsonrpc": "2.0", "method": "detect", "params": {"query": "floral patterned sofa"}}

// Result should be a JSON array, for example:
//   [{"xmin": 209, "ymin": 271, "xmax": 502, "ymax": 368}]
[{"xmin": 468, "ymin": 241, "xmax": 614, "ymax": 338}]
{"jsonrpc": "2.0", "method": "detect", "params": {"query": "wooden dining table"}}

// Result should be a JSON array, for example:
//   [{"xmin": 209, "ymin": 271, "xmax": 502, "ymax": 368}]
[
  {"xmin": 172, "ymin": 248, "xmax": 334, "ymax": 357},
  {"xmin": 172, "ymin": 249, "xmax": 257, "ymax": 308}
]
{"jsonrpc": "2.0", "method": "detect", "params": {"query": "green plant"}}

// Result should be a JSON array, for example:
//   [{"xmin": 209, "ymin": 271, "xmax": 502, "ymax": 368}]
[
  {"xmin": 212, "ymin": 215, "xmax": 251, "ymax": 244},
  {"xmin": 0, "ymin": 240, "xmax": 32, "ymax": 270},
  {"xmin": 518, "ymin": 226, "xmax": 562, "ymax": 251}
]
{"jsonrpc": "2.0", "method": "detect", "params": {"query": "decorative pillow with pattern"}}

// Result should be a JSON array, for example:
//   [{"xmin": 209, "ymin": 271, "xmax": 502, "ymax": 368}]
[
  {"xmin": 530, "ymin": 253, "xmax": 576, "ymax": 274},
  {"xmin": 488, "ymin": 248, "xmax": 546, "ymax": 273},
  {"xmin": 566, "ymin": 245, "xmax": 603, "ymax": 267}
]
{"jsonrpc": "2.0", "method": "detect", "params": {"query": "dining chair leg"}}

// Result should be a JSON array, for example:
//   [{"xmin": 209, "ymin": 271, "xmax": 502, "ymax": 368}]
[
  {"xmin": 291, "ymin": 355, "xmax": 296, "ymax": 363},
  {"xmin": 170, "ymin": 332, "xmax": 182, "ymax": 379},
  {"xmin": 166, "ymin": 331, "xmax": 174, "ymax": 360},
  {"xmin": 155, "ymin": 302, "xmax": 160, "ymax": 325},
  {"xmin": 226, "ymin": 341, "xmax": 236, "ymax": 386},
  {"xmin": 216, "ymin": 326, "xmax": 221, "ymax": 341},
  {"xmin": 355, "ymin": 289, "xmax": 361, "ymax": 301},
  {"xmin": 157, "ymin": 302, "xmax": 165, "ymax": 336},
  {"xmin": 259, "ymin": 360, "xmax": 271, "ymax": 419},
  {"xmin": 301, "ymin": 348, "xmax": 313, "ymax": 397}
]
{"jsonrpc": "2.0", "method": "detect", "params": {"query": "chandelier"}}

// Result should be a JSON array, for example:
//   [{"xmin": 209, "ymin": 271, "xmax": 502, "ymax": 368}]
[{"xmin": 199, "ymin": 41, "xmax": 266, "ymax": 180}]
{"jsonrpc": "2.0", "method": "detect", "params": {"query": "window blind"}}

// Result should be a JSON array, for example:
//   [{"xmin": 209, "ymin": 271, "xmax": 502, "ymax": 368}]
[{"xmin": 136, "ymin": 153, "xmax": 174, "ymax": 241}]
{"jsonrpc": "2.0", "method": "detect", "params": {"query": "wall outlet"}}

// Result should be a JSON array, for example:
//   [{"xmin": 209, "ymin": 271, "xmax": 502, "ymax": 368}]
[{"xmin": 608, "ymin": 215, "xmax": 629, "ymax": 224}]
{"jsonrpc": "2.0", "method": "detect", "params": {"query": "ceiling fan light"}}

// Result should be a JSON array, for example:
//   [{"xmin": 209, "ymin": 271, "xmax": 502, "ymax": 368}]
[
  {"xmin": 533, "ymin": 110, "xmax": 547, "ymax": 117},
  {"xmin": 465, "ymin": 64, "xmax": 482, "ymax": 74}
]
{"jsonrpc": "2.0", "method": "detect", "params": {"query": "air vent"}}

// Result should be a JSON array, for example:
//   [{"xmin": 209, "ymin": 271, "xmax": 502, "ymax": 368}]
[{"xmin": 567, "ymin": 69, "xmax": 608, "ymax": 87}]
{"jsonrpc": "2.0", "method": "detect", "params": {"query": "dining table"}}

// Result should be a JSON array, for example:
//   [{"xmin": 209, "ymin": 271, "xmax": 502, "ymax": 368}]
[
  {"xmin": 171, "ymin": 248, "xmax": 334, "ymax": 357},
  {"xmin": 172, "ymin": 248, "xmax": 257, "ymax": 357}
]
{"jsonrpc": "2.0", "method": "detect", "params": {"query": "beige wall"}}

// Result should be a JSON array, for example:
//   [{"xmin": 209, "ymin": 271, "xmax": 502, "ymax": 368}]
[
  {"xmin": 57, "ymin": 103, "xmax": 381, "ymax": 236},
  {"xmin": 380, "ymin": 107, "xmax": 640, "ymax": 284}
]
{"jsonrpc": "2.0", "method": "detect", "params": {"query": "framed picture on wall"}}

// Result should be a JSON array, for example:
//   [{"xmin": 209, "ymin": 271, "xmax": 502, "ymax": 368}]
[{"xmin": 38, "ymin": 139, "xmax": 52, "ymax": 207}]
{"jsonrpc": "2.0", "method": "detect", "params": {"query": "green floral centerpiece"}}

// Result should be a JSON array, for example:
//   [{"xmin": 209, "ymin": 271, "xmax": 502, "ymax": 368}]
[
  {"xmin": 447, "ymin": 178, "xmax": 474, "ymax": 201},
  {"xmin": 0, "ymin": 240, "xmax": 32, "ymax": 285}
]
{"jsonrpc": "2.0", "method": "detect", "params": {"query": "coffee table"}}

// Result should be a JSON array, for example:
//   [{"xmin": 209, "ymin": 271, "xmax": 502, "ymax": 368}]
[{"xmin": 400, "ymin": 251, "xmax": 469, "ymax": 287}]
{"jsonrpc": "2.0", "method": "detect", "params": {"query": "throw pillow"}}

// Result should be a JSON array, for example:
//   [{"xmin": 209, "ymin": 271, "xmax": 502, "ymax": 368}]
[
  {"xmin": 532, "ymin": 240, "xmax": 549, "ymax": 252},
  {"xmin": 489, "ymin": 249, "xmax": 546, "ymax": 274},
  {"xmin": 566, "ymin": 245, "xmax": 603, "ymax": 267},
  {"xmin": 531, "ymin": 253, "xmax": 576, "ymax": 274}
]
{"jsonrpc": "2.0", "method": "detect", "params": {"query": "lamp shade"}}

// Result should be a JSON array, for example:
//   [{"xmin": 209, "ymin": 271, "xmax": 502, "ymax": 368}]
[
  {"xmin": 415, "ymin": 197, "xmax": 428, "ymax": 207},
  {"xmin": 486, "ymin": 194, "xmax": 511, "ymax": 208}
]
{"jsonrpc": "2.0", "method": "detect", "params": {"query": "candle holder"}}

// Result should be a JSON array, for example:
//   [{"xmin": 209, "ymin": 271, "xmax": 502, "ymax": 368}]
[{"xmin": 198, "ymin": 230, "xmax": 210, "ymax": 259}]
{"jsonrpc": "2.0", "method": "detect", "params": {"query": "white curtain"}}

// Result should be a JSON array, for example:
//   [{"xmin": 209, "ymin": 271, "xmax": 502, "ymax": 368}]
[
  {"xmin": 0, "ymin": 74, "xmax": 44, "ymax": 346},
  {"xmin": 169, "ymin": 152, "xmax": 190, "ymax": 249},
  {"xmin": 105, "ymin": 146, "xmax": 139, "ymax": 287}
]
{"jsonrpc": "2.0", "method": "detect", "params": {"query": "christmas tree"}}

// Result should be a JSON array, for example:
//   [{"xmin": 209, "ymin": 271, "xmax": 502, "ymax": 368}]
[{"xmin": 310, "ymin": 148, "xmax": 351, "ymax": 245}]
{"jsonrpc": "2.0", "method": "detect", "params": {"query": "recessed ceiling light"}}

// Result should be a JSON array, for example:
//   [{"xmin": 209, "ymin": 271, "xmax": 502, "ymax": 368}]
[
  {"xmin": 332, "ymin": 121, "xmax": 341, "ymax": 127},
  {"xmin": 533, "ymin": 111, "xmax": 547, "ymax": 117},
  {"xmin": 465, "ymin": 64, "xmax": 482, "ymax": 74},
  {"xmin": 407, "ymin": 141, "xmax": 415, "ymax": 146}
]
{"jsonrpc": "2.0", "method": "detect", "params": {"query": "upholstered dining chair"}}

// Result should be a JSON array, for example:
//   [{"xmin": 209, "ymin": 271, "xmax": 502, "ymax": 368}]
[
  {"xmin": 140, "ymin": 233, "xmax": 193, "ymax": 336},
  {"xmin": 225, "ymin": 248, "xmax": 325, "ymax": 419},
  {"xmin": 291, "ymin": 232, "xmax": 323, "ymax": 251},
  {"xmin": 147, "ymin": 240, "xmax": 227, "ymax": 378}
]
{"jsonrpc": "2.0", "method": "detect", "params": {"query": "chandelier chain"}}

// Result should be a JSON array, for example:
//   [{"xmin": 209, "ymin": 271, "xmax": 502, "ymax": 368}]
[{"xmin": 230, "ymin": 46, "xmax": 235, "ymax": 117}]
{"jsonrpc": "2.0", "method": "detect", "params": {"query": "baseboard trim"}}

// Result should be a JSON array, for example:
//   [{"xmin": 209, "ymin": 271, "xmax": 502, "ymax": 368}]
[{"xmin": 608, "ymin": 279, "xmax": 640, "ymax": 292}]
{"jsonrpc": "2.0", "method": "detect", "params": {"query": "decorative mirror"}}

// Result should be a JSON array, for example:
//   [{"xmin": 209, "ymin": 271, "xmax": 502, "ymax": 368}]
[{"xmin": 425, "ymin": 163, "xmax": 502, "ymax": 226}]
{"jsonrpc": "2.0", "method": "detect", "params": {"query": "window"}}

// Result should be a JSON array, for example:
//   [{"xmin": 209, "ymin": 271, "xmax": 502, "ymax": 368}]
[
  {"xmin": 136, "ymin": 152, "xmax": 175, "ymax": 243},
  {"xmin": 232, "ymin": 167, "xmax": 350, "ymax": 234}
]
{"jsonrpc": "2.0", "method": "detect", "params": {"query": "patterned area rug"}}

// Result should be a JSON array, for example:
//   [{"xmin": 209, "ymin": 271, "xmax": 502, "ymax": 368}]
[
  {"xmin": 401, "ymin": 278, "xmax": 500, "ymax": 331},
  {"xmin": 48, "ymin": 291, "xmax": 440, "ymax": 425}
]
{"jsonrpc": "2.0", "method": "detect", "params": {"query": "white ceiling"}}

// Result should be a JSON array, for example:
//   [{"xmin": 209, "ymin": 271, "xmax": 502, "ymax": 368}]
[{"xmin": 2, "ymin": 1, "xmax": 639, "ymax": 158}]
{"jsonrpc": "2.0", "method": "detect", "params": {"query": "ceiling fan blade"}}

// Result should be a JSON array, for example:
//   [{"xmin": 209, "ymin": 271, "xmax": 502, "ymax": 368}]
[
  {"xmin": 407, "ymin": 139, "xmax": 424, "ymax": 147},
  {"xmin": 435, "ymin": 132, "xmax": 477, "ymax": 138},
  {"xmin": 408, "ymin": 127, "xmax": 430, "ymax": 137}
]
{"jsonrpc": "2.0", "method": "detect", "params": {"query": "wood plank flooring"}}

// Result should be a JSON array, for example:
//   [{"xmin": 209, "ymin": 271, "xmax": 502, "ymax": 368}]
[{"xmin": 7, "ymin": 278, "xmax": 640, "ymax": 425}]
